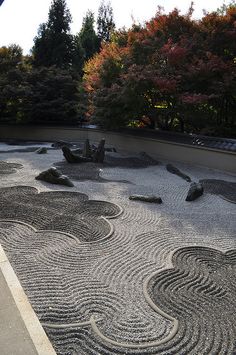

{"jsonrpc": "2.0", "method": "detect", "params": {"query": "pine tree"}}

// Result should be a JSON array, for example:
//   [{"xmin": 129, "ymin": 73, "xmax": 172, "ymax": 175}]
[
  {"xmin": 32, "ymin": 0, "xmax": 74, "ymax": 68},
  {"xmin": 77, "ymin": 11, "xmax": 100, "ymax": 61},
  {"xmin": 97, "ymin": 1, "xmax": 115, "ymax": 43}
]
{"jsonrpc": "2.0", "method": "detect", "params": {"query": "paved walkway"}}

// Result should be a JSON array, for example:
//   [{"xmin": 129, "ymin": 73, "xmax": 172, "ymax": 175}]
[{"xmin": 0, "ymin": 245, "xmax": 56, "ymax": 355}]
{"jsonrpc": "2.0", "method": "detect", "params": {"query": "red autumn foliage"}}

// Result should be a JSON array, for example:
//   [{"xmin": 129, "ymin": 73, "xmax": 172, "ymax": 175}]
[{"xmin": 83, "ymin": 5, "xmax": 236, "ymax": 136}]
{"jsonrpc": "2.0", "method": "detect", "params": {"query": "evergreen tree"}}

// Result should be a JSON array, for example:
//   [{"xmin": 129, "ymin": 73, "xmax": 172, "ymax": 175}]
[
  {"xmin": 24, "ymin": 67, "xmax": 79, "ymax": 124},
  {"xmin": 77, "ymin": 11, "xmax": 100, "ymax": 62},
  {"xmin": 97, "ymin": 1, "xmax": 115, "ymax": 43},
  {"xmin": 0, "ymin": 45, "xmax": 29, "ymax": 122},
  {"xmin": 32, "ymin": 0, "xmax": 74, "ymax": 68}
]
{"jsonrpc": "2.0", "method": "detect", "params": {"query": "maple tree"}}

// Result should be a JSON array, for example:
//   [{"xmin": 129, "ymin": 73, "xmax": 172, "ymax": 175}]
[{"xmin": 84, "ymin": 5, "xmax": 236, "ymax": 136}]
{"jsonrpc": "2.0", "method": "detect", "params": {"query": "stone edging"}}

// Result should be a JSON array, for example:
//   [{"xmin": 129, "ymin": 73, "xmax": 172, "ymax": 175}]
[{"xmin": 0, "ymin": 244, "xmax": 56, "ymax": 355}]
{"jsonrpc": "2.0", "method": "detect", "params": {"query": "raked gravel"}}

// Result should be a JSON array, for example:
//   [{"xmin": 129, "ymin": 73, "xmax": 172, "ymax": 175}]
[{"xmin": 0, "ymin": 142, "xmax": 235, "ymax": 355}]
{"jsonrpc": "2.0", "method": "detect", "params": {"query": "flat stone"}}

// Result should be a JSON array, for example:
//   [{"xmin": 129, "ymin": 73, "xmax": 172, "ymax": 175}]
[
  {"xmin": 166, "ymin": 164, "xmax": 191, "ymax": 182},
  {"xmin": 129, "ymin": 195, "xmax": 162, "ymax": 203}
]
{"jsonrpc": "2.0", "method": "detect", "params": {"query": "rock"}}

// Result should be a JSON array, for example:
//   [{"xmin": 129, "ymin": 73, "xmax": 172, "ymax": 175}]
[
  {"xmin": 93, "ymin": 138, "xmax": 105, "ymax": 163},
  {"xmin": 186, "ymin": 182, "xmax": 204, "ymax": 201},
  {"xmin": 49, "ymin": 167, "xmax": 61, "ymax": 178},
  {"xmin": 35, "ymin": 147, "xmax": 47, "ymax": 154},
  {"xmin": 129, "ymin": 195, "xmax": 162, "ymax": 203},
  {"xmin": 82, "ymin": 139, "xmax": 92, "ymax": 158},
  {"xmin": 166, "ymin": 164, "xmax": 191, "ymax": 182},
  {"xmin": 35, "ymin": 167, "xmax": 74, "ymax": 187},
  {"xmin": 62, "ymin": 146, "xmax": 92, "ymax": 164}
]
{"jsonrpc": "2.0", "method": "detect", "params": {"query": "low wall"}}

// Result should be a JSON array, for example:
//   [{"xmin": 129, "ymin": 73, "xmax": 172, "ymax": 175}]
[{"xmin": 0, "ymin": 125, "xmax": 235, "ymax": 174}]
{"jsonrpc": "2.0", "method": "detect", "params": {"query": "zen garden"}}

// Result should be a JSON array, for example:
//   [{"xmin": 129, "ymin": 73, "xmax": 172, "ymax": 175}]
[{"xmin": 0, "ymin": 0, "xmax": 235, "ymax": 354}]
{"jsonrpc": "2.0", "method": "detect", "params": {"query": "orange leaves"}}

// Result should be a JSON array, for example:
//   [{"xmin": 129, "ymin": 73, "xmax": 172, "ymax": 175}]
[
  {"xmin": 82, "ymin": 5, "xmax": 236, "ymax": 132},
  {"xmin": 84, "ymin": 41, "xmax": 129, "ymax": 92}
]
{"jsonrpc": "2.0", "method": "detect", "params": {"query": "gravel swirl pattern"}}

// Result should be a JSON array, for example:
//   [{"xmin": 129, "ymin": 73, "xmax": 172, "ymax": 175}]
[
  {"xmin": 200, "ymin": 179, "xmax": 236, "ymax": 204},
  {"xmin": 0, "ymin": 145, "xmax": 235, "ymax": 354},
  {"xmin": 148, "ymin": 246, "xmax": 236, "ymax": 354},
  {"xmin": 0, "ymin": 160, "xmax": 22, "ymax": 174},
  {"xmin": 0, "ymin": 186, "xmax": 122, "ymax": 242},
  {"xmin": 0, "ymin": 218, "xmax": 235, "ymax": 355}
]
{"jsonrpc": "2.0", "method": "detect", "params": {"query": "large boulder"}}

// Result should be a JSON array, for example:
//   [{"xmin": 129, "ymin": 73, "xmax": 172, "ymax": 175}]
[{"xmin": 35, "ymin": 167, "xmax": 74, "ymax": 187}]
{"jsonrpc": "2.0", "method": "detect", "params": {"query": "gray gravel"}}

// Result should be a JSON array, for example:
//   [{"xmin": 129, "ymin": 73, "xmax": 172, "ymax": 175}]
[{"xmin": 0, "ymin": 143, "xmax": 235, "ymax": 355}]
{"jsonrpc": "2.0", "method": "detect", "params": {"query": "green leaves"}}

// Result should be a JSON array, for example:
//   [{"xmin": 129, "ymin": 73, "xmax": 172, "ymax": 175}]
[
  {"xmin": 97, "ymin": 1, "xmax": 115, "ymax": 43},
  {"xmin": 76, "ymin": 11, "xmax": 100, "ymax": 62},
  {"xmin": 32, "ymin": 0, "xmax": 74, "ymax": 69}
]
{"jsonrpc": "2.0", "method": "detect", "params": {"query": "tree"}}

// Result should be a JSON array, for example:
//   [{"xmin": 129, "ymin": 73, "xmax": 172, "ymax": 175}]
[
  {"xmin": 0, "ymin": 46, "xmax": 80, "ymax": 125},
  {"xmin": 0, "ymin": 45, "xmax": 26, "ymax": 122},
  {"xmin": 83, "ymin": 41, "xmax": 131, "ymax": 128},
  {"xmin": 0, "ymin": 44, "xmax": 22, "ymax": 74},
  {"xmin": 97, "ymin": 1, "xmax": 115, "ymax": 43},
  {"xmin": 22, "ymin": 67, "xmax": 79, "ymax": 124},
  {"xmin": 32, "ymin": 0, "xmax": 74, "ymax": 68},
  {"xmin": 76, "ymin": 11, "xmax": 100, "ymax": 62},
  {"xmin": 83, "ymin": 6, "xmax": 236, "ymax": 136}
]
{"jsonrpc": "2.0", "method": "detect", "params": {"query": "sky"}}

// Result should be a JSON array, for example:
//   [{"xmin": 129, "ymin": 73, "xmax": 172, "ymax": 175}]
[{"xmin": 0, "ymin": 0, "xmax": 228, "ymax": 54}]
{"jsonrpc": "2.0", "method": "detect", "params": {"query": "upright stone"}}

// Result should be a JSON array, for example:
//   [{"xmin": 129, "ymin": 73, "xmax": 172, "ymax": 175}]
[
  {"xmin": 186, "ymin": 182, "xmax": 204, "ymax": 201},
  {"xmin": 93, "ymin": 139, "xmax": 105, "ymax": 163},
  {"xmin": 83, "ymin": 139, "xmax": 92, "ymax": 158}
]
